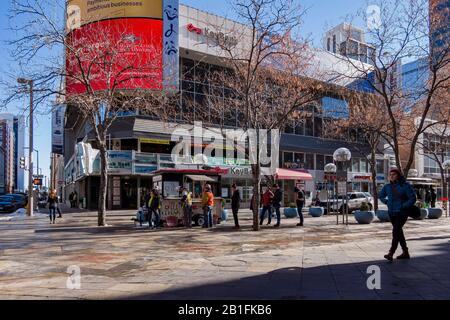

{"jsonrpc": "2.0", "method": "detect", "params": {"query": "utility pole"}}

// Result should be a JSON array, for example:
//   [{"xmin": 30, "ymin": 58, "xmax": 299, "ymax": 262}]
[{"xmin": 18, "ymin": 78, "xmax": 34, "ymax": 217}]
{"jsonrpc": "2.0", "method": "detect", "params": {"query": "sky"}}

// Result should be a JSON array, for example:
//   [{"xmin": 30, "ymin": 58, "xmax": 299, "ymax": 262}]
[{"xmin": 0, "ymin": 0, "xmax": 369, "ymax": 187}]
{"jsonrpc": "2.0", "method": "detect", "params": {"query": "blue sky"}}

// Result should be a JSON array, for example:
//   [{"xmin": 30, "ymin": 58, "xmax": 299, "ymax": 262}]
[{"xmin": 0, "ymin": 0, "xmax": 368, "ymax": 184}]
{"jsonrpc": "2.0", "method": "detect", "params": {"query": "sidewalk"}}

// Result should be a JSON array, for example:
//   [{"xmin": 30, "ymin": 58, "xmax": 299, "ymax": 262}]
[{"xmin": 0, "ymin": 208, "xmax": 449, "ymax": 299}]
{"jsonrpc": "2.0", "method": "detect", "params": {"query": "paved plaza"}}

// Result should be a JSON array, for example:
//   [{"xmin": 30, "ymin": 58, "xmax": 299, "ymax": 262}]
[{"xmin": 0, "ymin": 207, "xmax": 450, "ymax": 300}]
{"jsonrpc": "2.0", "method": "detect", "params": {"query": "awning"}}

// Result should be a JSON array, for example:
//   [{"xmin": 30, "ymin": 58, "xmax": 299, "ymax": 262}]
[
  {"xmin": 185, "ymin": 175, "xmax": 217, "ymax": 182},
  {"xmin": 275, "ymin": 168, "xmax": 313, "ymax": 181}
]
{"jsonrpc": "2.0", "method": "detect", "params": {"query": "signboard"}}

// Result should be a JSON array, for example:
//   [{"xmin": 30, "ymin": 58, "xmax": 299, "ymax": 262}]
[
  {"xmin": 352, "ymin": 175, "xmax": 372, "ymax": 182},
  {"xmin": 33, "ymin": 179, "xmax": 43, "ymax": 186},
  {"xmin": 163, "ymin": 0, "xmax": 179, "ymax": 92},
  {"xmin": 66, "ymin": 18, "xmax": 163, "ymax": 95},
  {"xmin": 134, "ymin": 165, "xmax": 158, "ymax": 175},
  {"xmin": 108, "ymin": 151, "xmax": 132, "ymax": 174},
  {"xmin": 337, "ymin": 181, "xmax": 347, "ymax": 195},
  {"xmin": 139, "ymin": 138, "xmax": 170, "ymax": 145},
  {"xmin": 52, "ymin": 105, "xmax": 66, "ymax": 154},
  {"xmin": 66, "ymin": 0, "xmax": 163, "ymax": 31}
]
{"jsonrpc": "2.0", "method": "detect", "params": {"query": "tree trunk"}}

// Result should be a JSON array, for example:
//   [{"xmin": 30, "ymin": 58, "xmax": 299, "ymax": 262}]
[
  {"xmin": 98, "ymin": 145, "xmax": 108, "ymax": 226},
  {"xmin": 251, "ymin": 163, "xmax": 261, "ymax": 231}
]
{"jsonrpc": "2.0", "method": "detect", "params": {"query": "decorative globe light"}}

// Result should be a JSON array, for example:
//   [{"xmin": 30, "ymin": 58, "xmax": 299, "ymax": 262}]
[
  {"xmin": 324, "ymin": 163, "xmax": 337, "ymax": 173},
  {"xmin": 333, "ymin": 148, "xmax": 352, "ymax": 162}
]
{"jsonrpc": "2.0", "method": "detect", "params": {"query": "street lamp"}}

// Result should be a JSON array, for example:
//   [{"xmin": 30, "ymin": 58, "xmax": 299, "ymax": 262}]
[
  {"xmin": 333, "ymin": 148, "xmax": 352, "ymax": 225},
  {"xmin": 17, "ymin": 77, "xmax": 34, "ymax": 217},
  {"xmin": 324, "ymin": 163, "xmax": 337, "ymax": 221},
  {"xmin": 443, "ymin": 160, "xmax": 450, "ymax": 217}
]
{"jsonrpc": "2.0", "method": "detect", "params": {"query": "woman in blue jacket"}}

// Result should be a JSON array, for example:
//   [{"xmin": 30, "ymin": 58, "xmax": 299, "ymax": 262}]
[{"xmin": 379, "ymin": 168, "xmax": 416, "ymax": 261}]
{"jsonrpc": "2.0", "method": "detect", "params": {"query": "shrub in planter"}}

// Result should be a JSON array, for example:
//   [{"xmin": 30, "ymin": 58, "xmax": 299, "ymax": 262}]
[
  {"xmin": 376, "ymin": 210, "xmax": 390, "ymax": 222},
  {"xmin": 427, "ymin": 208, "xmax": 442, "ymax": 219},
  {"xmin": 354, "ymin": 202, "xmax": 375, "ymax": 224},
  {"xmin": 309, "ymin": 207, "xmax": 324, "ymax": 217}
]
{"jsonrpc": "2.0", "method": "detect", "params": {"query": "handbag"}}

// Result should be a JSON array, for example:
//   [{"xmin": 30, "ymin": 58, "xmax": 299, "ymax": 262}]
[{"xmin": 405, "ymin": 204, "xmax": 421, "ymax": 219}]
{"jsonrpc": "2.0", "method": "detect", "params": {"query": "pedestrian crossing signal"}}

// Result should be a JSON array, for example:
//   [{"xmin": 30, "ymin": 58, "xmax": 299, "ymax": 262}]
[{"xmin": 33, "ymin": 178, "xmax": 42, "ymax": 186}]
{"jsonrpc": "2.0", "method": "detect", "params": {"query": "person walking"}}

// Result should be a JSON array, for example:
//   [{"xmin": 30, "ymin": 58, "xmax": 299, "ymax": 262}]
[
  {"xmin": 379, "ymin": 168, "xmax": 417, "ymax": 261},
  {"xmin": 47, "ymin": 190, "xmax": 58, "ymax": 224},
  {"xmin": 424, "ymin": 187, "xmax": 431, "ymax": 208},
  {"xmin": 272, "ymin": 184, "xmax": 283, "ymax": 227},
  {"xmin": 73, "ymin": 191, "xmax": 78, "ymax": 209},
  {"xmin": 295, "ymin": 187, "xmax": 305, "ymax": 227},
  {"xmin": 259, "ymin": 186, "xmax": 274, "ymax": 226},
  {"xmin": 55, "ymin": 189, "xmax": 62, "ymax": 218},
  {"xmin": 231, "ymin": 184, "xmax": 241, "ymax": 229},
  {"xmin": 181, "ymin": 187, "xmax": 193, "ymax": 228},
  {"xmin": 201, "ymin": 184, "xmax": 215, "ymax": 228},
  {"xmin": 148, "ymin": 189, "xmax": 162, "ymax": 229},
  {"xmin": 430, "ymin": 187, "xmax": 437, "ymax": 208}
]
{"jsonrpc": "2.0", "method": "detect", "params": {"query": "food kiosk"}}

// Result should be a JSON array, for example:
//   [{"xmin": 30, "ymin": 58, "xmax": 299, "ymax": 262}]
[{"xmin": 151, "ymin": 168, "xmax": 227, "ymax": 226}]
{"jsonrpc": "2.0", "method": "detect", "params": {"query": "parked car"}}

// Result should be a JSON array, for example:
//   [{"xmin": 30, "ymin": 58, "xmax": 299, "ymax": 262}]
[
  {"xmin": 9, "ymin": 194, "xmax": 28, "ymax": 208},
  {"xmin": 0, "ymin": 195, "xmax": 19, "ymax": 213},
  {"xmin": 318, "ymin": 192, "xmax": 374, "ymax": 214}
]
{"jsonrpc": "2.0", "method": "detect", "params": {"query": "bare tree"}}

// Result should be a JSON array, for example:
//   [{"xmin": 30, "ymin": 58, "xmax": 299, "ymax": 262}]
[
  {"xmin": 331, "ymin": 0, "xmax": 449, "ymax": 178},
  {"xmin": 182, "ymin": 0, "xmax": 323, "ymax": 231},
  {"xmin": 4, "ymin": 0, "xmax": 169, "ymax": 226}
]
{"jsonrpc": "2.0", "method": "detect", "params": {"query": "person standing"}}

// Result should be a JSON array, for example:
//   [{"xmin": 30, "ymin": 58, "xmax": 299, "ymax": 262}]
[
  {"xmin": 379, "ymin": 168, "xmax": 417, "ymax": 261},
  {"xmin": 272, "ymin": 184, "xmax": 283, "ymax": 228},
  {"xmin": 181, "ymin": 187, "xmax": 193, "ymax": 228},
  {"xmin": 424, "ymin": 187, "xmax": 431, "ymax": 208},
  {"xmin": 69, "ymin": 192, "xmax": 74, "ymax": 208},
  {"xmin": 259, "ymin": 186, "xmax": 274, "ymax": 226},
  {"xmin": 201, "ymin": 184, "xmax": 214, "ymax": 228},
  {"xmin": 47, "ymin": 190, "xmax": 58, "ymax": 224},
  {"xmin": 430, "ymin": 187, "xmax": 437, "ymax": 208},
  {"xmin": 148, "ymin": 189, "xmax": 162, "ymax": 229},
  {"xmin": 231, "ymin": 184, "xmax": 241, "ymax": 229},
  {"xmin": 73, "ymin": 191, "xmax": 78, "ymax": 209},
  {"xmin": 295, "ymin": 187, "xmax": 305, "ymax": 227}
]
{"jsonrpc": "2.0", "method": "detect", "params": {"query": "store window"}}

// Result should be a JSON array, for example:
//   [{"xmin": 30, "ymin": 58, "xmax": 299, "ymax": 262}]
[
  {"xmin": 352, "ymin": 158, "xmax": 360, "ymax": 172},
  {"xmin": 305, "ymin": 153, "xmax": 315, "ymax": 170},
  {"xmin": 315, "ymin": 154, "xmax": 325, "ymax": 171},
  {"xmin": 325, "ymin": 155, "xmax": 334, "ymax": 165},
  {"xmin": 360, "ymin": 158, "xmax": 368, "ymax": 173},
  {"xmin": 376, "ymin": 159, "xmax": 384, "ymax": 174}
]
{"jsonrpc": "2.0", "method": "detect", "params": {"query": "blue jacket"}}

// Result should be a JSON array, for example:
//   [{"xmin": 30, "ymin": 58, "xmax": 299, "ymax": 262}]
[{"xmin": 379, "ymin": 177, "xmax": 416, "ymax": 215}]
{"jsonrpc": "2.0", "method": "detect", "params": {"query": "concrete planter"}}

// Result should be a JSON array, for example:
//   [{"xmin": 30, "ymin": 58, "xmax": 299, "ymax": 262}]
[
  {"xmin": 413, "ymin": 208, "xmax": 428, "ymax": 220},
  {"xmin": 427, "ymin": 208, "xmax": 443, "ymax": 219},
  {"xmin": 309, "ymin": 207, "xmax": 324, "ymax": 217},
  {"xmin": 284, "ymin": 207, "xmax": 298, "ymax": 218},
  {"xmin": 354, "ymin": 210, "xmax": 375, "ymax": 224},
  {"xmin": 221, "ymin": 209, "xmax": 228, "ymax": 222},
  {"xmin": 376, "ymin": 210, "xmax": 391, "ymax": 222}
]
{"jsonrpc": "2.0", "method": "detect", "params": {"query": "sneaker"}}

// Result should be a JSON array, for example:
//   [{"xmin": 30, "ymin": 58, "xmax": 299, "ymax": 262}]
[
  {"xmin": 396, "ymin": 251, "xmax": 410, "ymax": 259},
  {"xmin": 296, "ymin": 223, "xmax": 303, "ymax": 227},
  {"xmin": 384, "ymin": 252, "xmax": 394, "ymax": 261}
]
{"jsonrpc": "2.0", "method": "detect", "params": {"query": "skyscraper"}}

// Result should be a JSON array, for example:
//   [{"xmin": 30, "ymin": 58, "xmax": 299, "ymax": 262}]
[
  {"xmin": 0, "ymin": 114, "xmax": 25, "ymax": 192},
  {"xmin": 430, "ymin": 0, "xmax": 450, "ymax": 64}
]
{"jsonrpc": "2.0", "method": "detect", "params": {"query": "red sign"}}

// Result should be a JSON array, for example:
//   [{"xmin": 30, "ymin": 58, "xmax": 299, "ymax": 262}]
[
  {"xmin": 187, "ymin": 23, "xmax": 202, "ymax": 34},
  {"xmin": 66, "ymin": 18, "xmax": 163, "ymax": 95}
]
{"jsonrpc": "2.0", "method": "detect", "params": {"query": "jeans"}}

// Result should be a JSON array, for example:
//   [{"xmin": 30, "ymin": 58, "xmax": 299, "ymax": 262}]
[
  {"xmin": 203, "ymin": 206, "xmax": 213, "ymax": 228},
  {"xmin": 49, "ymin": 207, "xmax": 56, "ymax": 222},
  {"xmin": 260, "ymin": 205, "xmax": 272, "ymax": 225},
  {"xmin": 273, "ymin": 204, "xmax": 281, "ymax": 225},
  {"xmin": 150, "ymin": 208, "xmax": 160, "ymax": 228},
  {"xmin": 297, "ymin": 203, "xmax": 304, "ymax": 224},
  {"xmin": 389, "ymin": 213, "xmax": 409, "ymax": 253},
  {"xmin": 184, "ymin": 205, "xmax": 192, "ymax": 228},
  {"xmin": 232, "ymin": 208, "xmax": 239, "ymax": 227}
]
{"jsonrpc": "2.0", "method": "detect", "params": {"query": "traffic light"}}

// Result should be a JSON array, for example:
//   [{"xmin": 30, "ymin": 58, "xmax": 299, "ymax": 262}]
[{"xmin": 20, "ymin": 157, "xmax": 26, "ymax": 169}]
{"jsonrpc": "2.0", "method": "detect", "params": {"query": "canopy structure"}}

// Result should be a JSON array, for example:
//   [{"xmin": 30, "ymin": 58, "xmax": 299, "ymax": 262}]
[
  {"xmin": 274, "ymin": 168, "xmax": 313, "ymax": 181},
  {"xmin": 185, "ymin": 175, "xmax": 218, "ymax": 182}
]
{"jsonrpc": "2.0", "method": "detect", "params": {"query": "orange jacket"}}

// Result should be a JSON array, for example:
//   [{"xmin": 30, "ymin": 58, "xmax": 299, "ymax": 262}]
[{"xmin": 202, "ymin": 191, "xmax": 214, "ymax": 207}]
